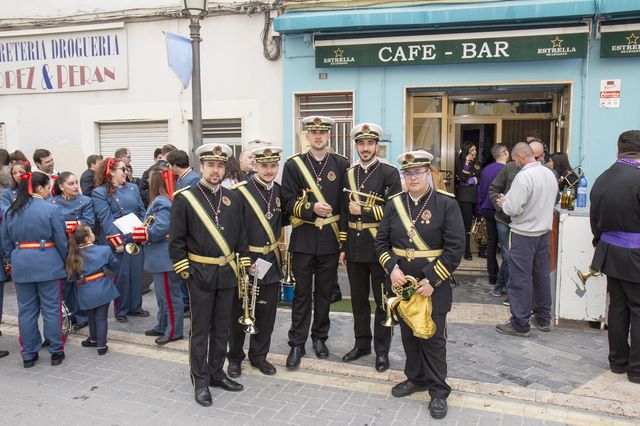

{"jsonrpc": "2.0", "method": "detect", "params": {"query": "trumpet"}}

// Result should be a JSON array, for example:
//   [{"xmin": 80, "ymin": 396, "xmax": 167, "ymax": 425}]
[
  {"xmin": 125, "ymin": 215, "xmax": 156, "ymax": 255},
  {"xmin": 381, "ymin": 283, "xmax": 399, "ymax": 328},
  {"xmin": 237, "ymin": 253, "xmax": 258, "ymax": 334},
  {"xmin": 575, "ymin": 267, "xmax": 602, "ymax": 285},
  {"xmin": 343, "ymin": 188, "xmax": 384, "ymax": 208},
  {"xmin": 282, "ymin": 251, "xmax": 295, "ymax": 287}
]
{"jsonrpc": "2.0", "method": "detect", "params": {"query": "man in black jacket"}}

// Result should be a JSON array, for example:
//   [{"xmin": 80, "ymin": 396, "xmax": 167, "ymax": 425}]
[{"xmin": 80, "ymin": 154, "xmax": 103, "ymax": 196}]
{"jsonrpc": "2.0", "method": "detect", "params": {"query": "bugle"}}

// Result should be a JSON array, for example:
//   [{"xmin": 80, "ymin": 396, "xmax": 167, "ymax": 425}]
[
  {"xmin": 343, "ymin": 188, "xmax": 384, "ymax": 208},
  {"xmin": 237, "ymin": 254, "xmax": 258, "ymax": 334},
  {"xmin": 125, "ymin": 215, "xmax": 156, "ymax": 255},
  {"xmin": 575, "ymin": 267, "xmax": 602, "ymax": 285}
]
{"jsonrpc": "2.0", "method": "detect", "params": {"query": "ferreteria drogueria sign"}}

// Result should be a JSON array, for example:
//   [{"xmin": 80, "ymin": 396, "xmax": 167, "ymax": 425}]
[
  {"xmin": 315, "ymin": 26, "xmax": 588, "ymax": 68},
  {"xmin": 0, "ymin": 23, "xmax": 128, "ymax": 94},
  {"xmin": 601, "ymin": 23, "xmax": 640, "ymax": 58}
]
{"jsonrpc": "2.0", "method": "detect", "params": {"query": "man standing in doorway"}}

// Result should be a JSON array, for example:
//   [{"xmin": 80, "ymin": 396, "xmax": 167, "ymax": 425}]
[{"xmin": 495, "ymin": 143, "xmax": 557, "ymax": 337}]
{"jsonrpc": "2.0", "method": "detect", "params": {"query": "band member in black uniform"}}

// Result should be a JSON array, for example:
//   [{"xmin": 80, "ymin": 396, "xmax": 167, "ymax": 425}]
[
  {"xmin": 281, "ymin": 115, "xmax": 349, "ymax": 368},
  {"xmin": 228, "ymin": 146, "xmax": 287, "ymax": 378},
  {"xmin": 169, "ymin": 143, "xmax": 251, "ymax": 407},
  {"xmin": 375, "ymin": 151, "xmax": 464, "ymax": 419},
  {"xmin": 590, "ymin": 130, "xmax": 640, "ymax": 384},
  {"xmin": 339, "ymin": 123, "xmax": 401, "ymax": 372}
]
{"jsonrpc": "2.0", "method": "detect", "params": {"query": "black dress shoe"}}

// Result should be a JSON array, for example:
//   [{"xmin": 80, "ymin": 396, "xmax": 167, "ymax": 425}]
[
  {"xmin": 51, "ymin": 352, "xmax": 65, "ymax": 366},
  {"xmin": 81, "ymin": 338, "xmax": 97, "ymax": 347},
  {"xmin": 98, "ymin": 346, "xmax": 109, "ymax": 355},
  {"xmin": 251, "ymin": 359, "xmax": 277, "ymax": 376},
  {"xmin": 116, "ymin": 315, "xmax": 128, "ymax": 323},
  {"xmin": 42, "ymin": 339, "xmax": 50, "ymax": 347},
  {"xmin": 155, "ymin": 335, "xmax": 183, "ymax": 345},
  {"xmin": 73, "ymin": 322, "xmax": 89, "ymax": 331},
  {"xmin": 145, "ymin": 329, "xmax": 164, "ymax": 337},
  {"xmin": 330, "ymin": 293, "xmax": 343, "ymax": 304},
  {"xmin": 342, "ymin": 347, "xmax": 371, "ymax": 362},
  {"xmin": 312, "ymin": 340, "xmax": 329, "ymax": 359},
  {"xmin": 0, "ymin": 350, "xmax": 9, "ymax": 358},
  {"xmin": 629, "ymin": 374, "xmax": 640, "ymax": 384},
  {"xmin": 286, "ymin": 346, "xmax": 305, "ymax": 369},
  {"xmin": 375, "ymin": 354, "xmax": 390, "ymax": 372},
  {"xmin": 210, "ymin": 377, "xmax": 244, "ymax": 392},
  {"xmin": 227, "ymin": 360, "xmax": 241, "ymax": 378},
  {"xmin": 429, "ymin": 398, "xmax": 448, "ymax": 419},
  {"xmin": 128, "ymin": 310, "xmax": 150, "ymax": 317},
  {"xmin": 391, "ymin": 380, "xmax": 427, "ymax": 398},
  {"xmin": 195, "ymin": 387, "xmax": 212, "ymax": 407},
  {"xmin": 23, "ymin": 353, "xmax": 38, "ymax": 368},
  {"xmin": 610, "ymin": 365, "xmax": 628, "ymax": 374},
  {"xmin": 464, "ymin": 254, "xmax": 473, "ymax": 261}
]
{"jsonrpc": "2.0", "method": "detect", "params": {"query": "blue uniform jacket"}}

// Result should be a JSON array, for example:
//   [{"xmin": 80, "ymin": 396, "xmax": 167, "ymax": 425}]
[
  {"xmin": 1, "ymin": 188, "xmax": 17, "ymax": 215},
  {"xmin": 51, "ymin": 194, "xmax": 96, "ymax": 228},
  {"xmin": 143, "ymin": 195, "xmax": 172, "ymax": 273},
  {"xmin": 177, "ymin": 170, "xmax": 200, "ymax": 189},
  {"xmin": 2, "ymin": 197, "xmax": 68, "ymax": 283},
  {"xmin": 72, "ymin": 244, "xmax": 120, "ymax": 310},
  {"xmin": 92, "ymin": 183, "xmax": 145, "ymax": 244}
]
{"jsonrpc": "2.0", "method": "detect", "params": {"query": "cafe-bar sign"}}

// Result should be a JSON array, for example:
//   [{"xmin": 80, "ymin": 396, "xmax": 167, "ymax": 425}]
[
  {"xmin": 0, "ymin": 23, "xmax": 128, "ymax": 94},
  {"xmin": 601, "ymin": 23, "xmax": 640, "ymax": 58},
  {"xmin": 315, "ymin": 26, "xmax": 588, "ymax": 68}
]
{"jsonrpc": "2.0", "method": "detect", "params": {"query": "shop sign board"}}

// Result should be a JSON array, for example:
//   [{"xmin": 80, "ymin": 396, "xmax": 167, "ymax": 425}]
[
  {"xmin": 315, "ymin": 26, "xmax": 588, "ymax": 68},
  {"xmin": 0, "ymin": 24, "xmax": 128, "ymax": 94},
  {"xmin": 601, "ymin": 23, "xmax": 640, "ymax": 58}
]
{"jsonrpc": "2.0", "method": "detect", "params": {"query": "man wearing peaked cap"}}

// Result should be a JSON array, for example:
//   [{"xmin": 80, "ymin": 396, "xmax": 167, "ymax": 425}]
[
  {"xmin": 227, "ymin": 145, "xmax": 287, "ymax": 378},
  {"xmin": 374, "ymin": 149, "xmax": 465, "ymax": 420},
  {"xmin": 340, "ymin": 122, "xmax": 401, "ymax": 373},
  {"xmin": 281, "ymin": 115, "xmax": 349, "ymax": 368},
  {"xmin": 169, "ymin": 142, "xmax": 251, "ymax": 406}
]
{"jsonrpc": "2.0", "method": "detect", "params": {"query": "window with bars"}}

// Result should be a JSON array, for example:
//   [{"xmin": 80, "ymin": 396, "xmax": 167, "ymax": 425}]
[
  {"xmin": 296, "ymin": 92, "xmax": 354, "ymax": 161},
  {"xmin": 202, "ymin": 118, "xmax": 243, "ymax": 158}
]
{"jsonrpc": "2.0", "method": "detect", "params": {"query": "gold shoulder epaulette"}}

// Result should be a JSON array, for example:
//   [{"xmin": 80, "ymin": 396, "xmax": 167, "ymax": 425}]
[
  {"xmin": 436, "ymin": 189, "xmax": 455, "ymax": 198},
  {"xmin": 388, "ymin": 191, "xmax": 405, "ymax": 200},
  {"xmin": 286, "ymin": 153, "xmax": 301, "ymax": 161},
  {"xmin": 173, "ymin": 186, "xmax": 190, "ymax": 197},
  {"xmin": 231, "ymin": 181, "xmax": 247, "ymax": 189}
]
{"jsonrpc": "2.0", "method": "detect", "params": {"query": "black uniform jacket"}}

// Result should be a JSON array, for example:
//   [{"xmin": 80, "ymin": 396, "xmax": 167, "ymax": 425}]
[
  {"xmin": 169, "ymin": 182, "xmax": 249, "ymax": 290},
  {"xmin": 234, "ymin": 177, "xmax": 288, "ymax": 284},
  {"xmin": 375, "ymin": 190, "xmax": 465, "ymax": 314},
  {"xmin": 454, "ymin": 158, "xmax": 481, "ymax": 204},
  {"xmin": 281, "ymin": 151, "xmax": 350, "ymax": 256},
  {"xmin": 590, "ymin": 161, "xmax": 640, "ymax": 282},
  {"xmin": 343, "ymin": 160, "xmax": 402, "ymax": 263}
]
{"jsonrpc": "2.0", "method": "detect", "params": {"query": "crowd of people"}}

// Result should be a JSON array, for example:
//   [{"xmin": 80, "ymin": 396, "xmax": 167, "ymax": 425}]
[{"xmin": 0, "ymin": 124, "xmax": 637, "ymax": 420}]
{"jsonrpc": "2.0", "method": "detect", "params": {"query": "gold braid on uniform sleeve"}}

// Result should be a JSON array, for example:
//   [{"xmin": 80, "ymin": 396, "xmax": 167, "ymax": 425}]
[
  {"xmin": 174, "ymin": 259, "xmax": 190, "ymax": 280},
  {"xmin": 378, "ymin": 251, "xmax": 391, "ymax": 269},
  {"xmin": 239, "ymin": 256, "xmax": 252, "ymax": 268},
  {"xmin": 339, "ymin": 231, "xmax": 347, "ymax": 242},
  {"xmin": 373, "ymin": 205, "xmax": 384, "ymax": 221},
  {"xmin": 432, "ymin": 259, "xmax": 451, "ymax": 287}
]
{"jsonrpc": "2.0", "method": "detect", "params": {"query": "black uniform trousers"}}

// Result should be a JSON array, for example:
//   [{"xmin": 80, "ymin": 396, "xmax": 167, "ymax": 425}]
[
  {"xmin": 288, "ymin": 252, "xmax": 339, "ymax": 346},
  {"xmin": 228, "ymin": 282, "xmax": 279, "ymax": 363},
  {"xmin": 399, "ymin": 312, "xmax": 450, "ymax": 400},
  {"xmin": 346, "ymin": 261, "xmax": 391, "ymax": 355},
  {"xmin": 458, "ymin": 201, "xmax": 475, "ymax": 257},
  {"xmin": 607, "ymin": 277, "xmax": 640, "ymax": 378},
  {"xmin": 186, "ymin": 280, "xmax": 234, "ymax": 388},
  {"xmin": 483, "ymin": 213, "xmax": 499, "ymax": 282}
]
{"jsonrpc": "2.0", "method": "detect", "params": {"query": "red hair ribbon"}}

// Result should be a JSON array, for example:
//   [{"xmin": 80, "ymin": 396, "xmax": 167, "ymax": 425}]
[
  {"xmin": 104, "ymin": 157, "xmax": 115, "ymax": 179},
  {"xmin": 162, "ymin": 169, "xmax": 176, "ymax": 200},
  {"xmin": 66, "ymin": 221, "xmax": 79, "ymax": 238},
  {"xmin": 19, "ymin": 172, "xmax": 33, "ymax": 195}
]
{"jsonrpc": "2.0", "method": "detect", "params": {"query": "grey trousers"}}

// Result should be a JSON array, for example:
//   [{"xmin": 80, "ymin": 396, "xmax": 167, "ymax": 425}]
[{"xmin": 507, "ymin": 232, "xmax": 552, "ymax": 332}]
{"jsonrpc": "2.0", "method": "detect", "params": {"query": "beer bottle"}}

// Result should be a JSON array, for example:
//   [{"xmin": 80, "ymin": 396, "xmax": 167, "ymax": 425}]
[
  {"xmin": 567, "ymin": 188, "xmax": 575, "ymax": 211},
  {"xmin": 560, "ymin": 189, "xmax": 568, "ymax": 209}
]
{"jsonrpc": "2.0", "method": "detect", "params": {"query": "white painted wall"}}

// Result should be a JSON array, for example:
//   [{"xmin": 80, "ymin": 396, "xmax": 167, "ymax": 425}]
[{"xmin": 0, "ymin": 13, "xmax": 282, "ymax": 176}]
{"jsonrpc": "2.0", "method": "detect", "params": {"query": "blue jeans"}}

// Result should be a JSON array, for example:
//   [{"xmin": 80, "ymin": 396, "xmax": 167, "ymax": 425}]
[{"xmin": 494, "ymin": 221, "xmax": 511, "ymax": 294}]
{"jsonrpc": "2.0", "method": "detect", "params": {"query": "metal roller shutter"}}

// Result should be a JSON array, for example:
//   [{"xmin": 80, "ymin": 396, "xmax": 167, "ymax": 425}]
[{"xmin": 98, "ymin": 121, "xmax": 169, "ymax": 177}]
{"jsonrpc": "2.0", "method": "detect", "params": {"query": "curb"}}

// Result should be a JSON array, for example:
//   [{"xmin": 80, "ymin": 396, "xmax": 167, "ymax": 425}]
[{"xmin": 2, "ymin": 314, "xmax": 637, "ymax": 419}]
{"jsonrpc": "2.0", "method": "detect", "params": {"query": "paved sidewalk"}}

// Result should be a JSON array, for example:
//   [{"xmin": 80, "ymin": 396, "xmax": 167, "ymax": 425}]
[
  {"xmin": 1, "ymin": 278, "xmax": 638, "ymax": 420},
  {"xmin": 0, "ymin": 330, "xmax": 634, "ymax": 426}
]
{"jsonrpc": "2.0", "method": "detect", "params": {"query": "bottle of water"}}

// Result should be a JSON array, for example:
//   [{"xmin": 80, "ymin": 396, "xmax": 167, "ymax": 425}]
[{"xmin": 576, "ymin": 175, "xmax": 588, "ymax": 208}]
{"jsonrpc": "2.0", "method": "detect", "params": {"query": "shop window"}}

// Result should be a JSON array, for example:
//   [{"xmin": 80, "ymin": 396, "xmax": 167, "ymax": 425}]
[
  {"xmin": 98, "ymin": 120, "xmax": 169, "ymax": 177},
  {"xmin": 296, "ymin": 92, "xmax": 354, "ymax": 160},
  {"xmin": 202, "ymin": 118, "xmax": 243, "ymax": 158}
]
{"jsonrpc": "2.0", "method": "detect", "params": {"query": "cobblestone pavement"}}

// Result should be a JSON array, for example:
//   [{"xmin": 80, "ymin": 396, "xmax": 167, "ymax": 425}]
[{"xmin": 0, "ymin": 331, "xmax": 633, "ymax": 426}]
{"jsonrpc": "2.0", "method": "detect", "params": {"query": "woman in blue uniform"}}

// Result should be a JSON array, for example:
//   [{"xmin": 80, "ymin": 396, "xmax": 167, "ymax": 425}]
[
  {"xmin": 2, "ymin": 171, "xmax": 68, "ymax": 367},
  {"xmin": 66, "ymin": 223, "xmax": 119, "ymax": 355},
  {"xmin": 52, "ymin": 172, "xmax": 96, "ymax": 330},
  {"xmin": 1, "ymin": 160, "xmax": 30, "ymax": 214},
  {"xmin": 92, "ymin": 157, "xmax": 148, "ymax": 322},
  {"xmin": 134, "ymin": 169, "xmax": 184, "ymax": 345}
]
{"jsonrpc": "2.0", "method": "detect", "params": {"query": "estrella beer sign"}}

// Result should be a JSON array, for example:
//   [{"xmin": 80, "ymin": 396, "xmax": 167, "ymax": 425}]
[
  {"xmin": 601, "ymin": 23, "xmax": 640, "ymax": 58},
  {"xmin": 315, "ymin": 26, "xmax": 588, "ymax": 68},
  {"xmin": 0, "ymin": 24, "xmax": 128, "ymax": 94}
]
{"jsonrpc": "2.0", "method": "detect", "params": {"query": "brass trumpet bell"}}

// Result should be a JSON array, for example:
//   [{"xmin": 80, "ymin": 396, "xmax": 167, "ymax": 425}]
[
  {"xmin": 238, "ymin": 315, "xmax": 258, "ymax": 334},
  {"xmin": 125, "ymin": 243, "xmax": 140, "ymax": 255},
  {"xmin": 343, "ymin": 188, "xmax": 384, "ymax": 208},
  {"xmin": 576, "ymin": 268, "xmax": 601, "ymax": 285}
]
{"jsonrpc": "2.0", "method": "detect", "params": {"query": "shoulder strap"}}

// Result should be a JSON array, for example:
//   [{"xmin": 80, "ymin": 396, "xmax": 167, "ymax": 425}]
[
  {"xmin": 181, "ymin": 190, "xmax": 238, "ymax": 277},
  {"xmin": 391, "ymin": 195, "xmax": 430, "ymax": 251},
  {"xmin": 237, "ymin": 184, "xmax": 280, "ymax": 264},
  {"xmin": 291, "ymin": 155, "xmax": 340, "ymax": 243}
]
